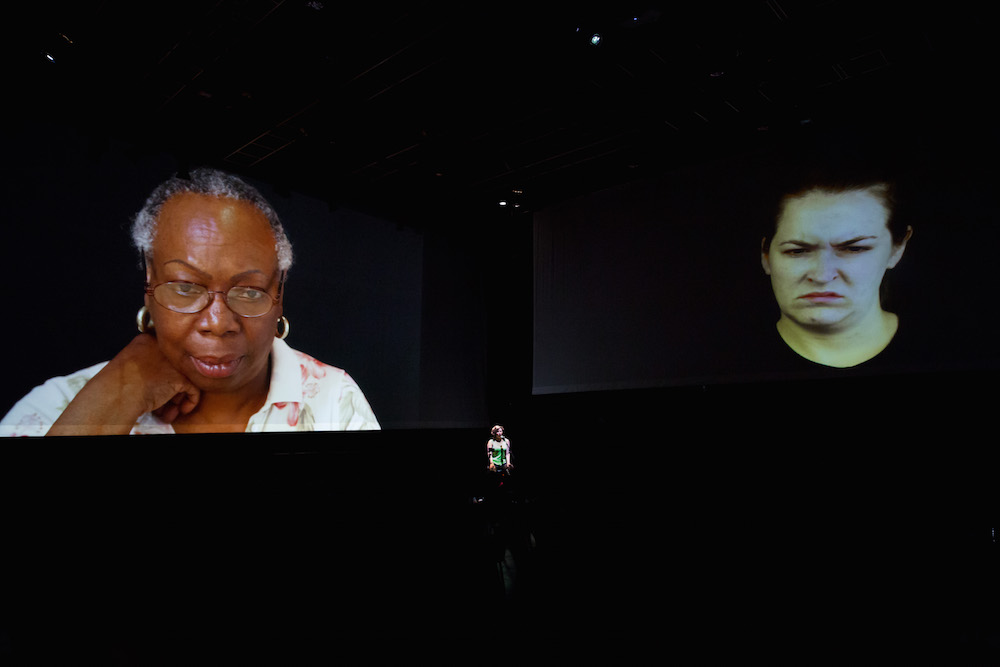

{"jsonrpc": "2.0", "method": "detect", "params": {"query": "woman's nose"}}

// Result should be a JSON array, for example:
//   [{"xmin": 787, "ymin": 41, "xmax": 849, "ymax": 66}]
[
  {"xmin": 807, "ymin": 249, "xmax": 840, "ymax": 283},
  {"xmin": 198, "ymin": 292, "xmax": 240, "ymax": 333}
]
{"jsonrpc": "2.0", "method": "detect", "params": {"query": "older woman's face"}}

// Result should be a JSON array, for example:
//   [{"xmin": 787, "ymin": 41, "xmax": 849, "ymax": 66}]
[
  {"xmin": 761, "ymin": 188, "xmax": 908, "ymax": 331},
  {"xmin": 145, "ymin": 192, "xmax": 283, "ymax": 394}
]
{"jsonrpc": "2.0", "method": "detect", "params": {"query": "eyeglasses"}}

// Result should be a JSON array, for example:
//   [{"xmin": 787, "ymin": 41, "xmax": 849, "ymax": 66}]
[{"xmin": 145, "ymin": 279, "xmax": 283, "ymax": 318}]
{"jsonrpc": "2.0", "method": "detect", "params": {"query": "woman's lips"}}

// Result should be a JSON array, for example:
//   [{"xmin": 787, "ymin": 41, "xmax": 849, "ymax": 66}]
[
  {"xmin": 190, "ymin": 355, "xmax": 244, "ymax": 378},
  {"xmin": 799, "ymin": 292, "xmax": 844, "ymax": 303}
]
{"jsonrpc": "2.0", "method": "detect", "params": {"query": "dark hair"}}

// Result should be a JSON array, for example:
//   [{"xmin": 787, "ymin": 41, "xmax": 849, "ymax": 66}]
[
  {"xmin": 760, "ymin": 124, "xmax": 911, "ymax": 251},
  {"xmin": 766, "ymin": 181, "xmax": 907, "ymax": 251}
]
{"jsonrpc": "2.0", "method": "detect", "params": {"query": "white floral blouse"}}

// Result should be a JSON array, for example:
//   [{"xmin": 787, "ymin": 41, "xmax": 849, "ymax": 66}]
[{"xmin": 0, "ymin": 338, "xmax": 380, "ymax": 435}]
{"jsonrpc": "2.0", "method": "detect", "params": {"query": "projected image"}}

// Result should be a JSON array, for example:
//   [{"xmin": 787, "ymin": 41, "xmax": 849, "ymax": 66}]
[
  {"xmin": 1, "ymin": 168, "xmax": 381, "ymax": 436},
  {"xmin": 532, "ymin": 118, "xmax": 1000, "ymax": 396},
  {"xmin": 760, "ymin": 182, "xmax": 912, "ymax": 368}
]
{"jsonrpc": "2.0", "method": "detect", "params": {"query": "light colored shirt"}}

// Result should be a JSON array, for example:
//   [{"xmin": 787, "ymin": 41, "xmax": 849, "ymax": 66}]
[
  {"xmin": 488, "ymin": 438, "xmax": 510, "ymax": 466},
  {"xmin": 0, "ymin": 338, "xmax": 379, "ymax": 436}
]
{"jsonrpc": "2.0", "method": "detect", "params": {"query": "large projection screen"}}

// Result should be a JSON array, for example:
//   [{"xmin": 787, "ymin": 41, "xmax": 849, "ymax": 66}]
[{"xmin": 532, "ymin": 124, "xmax": 999, "ymax": 395}]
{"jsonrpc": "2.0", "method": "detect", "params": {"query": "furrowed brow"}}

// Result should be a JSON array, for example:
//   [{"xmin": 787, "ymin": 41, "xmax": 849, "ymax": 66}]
[
  {"xmin": 163, "ymin": 261, "xmax": 269, "ymax": 283},
  {"xmin": 231, "ymin": 269, "xmax": 268, "ymax": 282},
  {"xmin": 833, "ymin": 236, "xmax": 878, "ymax": 247},
  {"xmin": 164, "ymin": 259, "xmax": 211, "ymax": 279}
]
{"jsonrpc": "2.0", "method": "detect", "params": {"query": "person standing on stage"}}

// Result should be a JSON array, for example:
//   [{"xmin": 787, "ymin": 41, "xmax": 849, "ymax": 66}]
[{"xmin": 487, "ymin": 424, "xmax": 512, "ymax": 473}]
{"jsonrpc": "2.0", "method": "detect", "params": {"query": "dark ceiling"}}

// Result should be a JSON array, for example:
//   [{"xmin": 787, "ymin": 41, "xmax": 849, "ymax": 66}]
[{"xmin": 11, "ymin": 0, "xmax": 994, "ymax": 227}]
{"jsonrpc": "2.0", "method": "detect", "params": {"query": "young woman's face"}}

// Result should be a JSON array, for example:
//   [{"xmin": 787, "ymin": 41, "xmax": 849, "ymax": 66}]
[{"xmin": 762, "ymin": 188, "xmax": 909, "ymax": 332}]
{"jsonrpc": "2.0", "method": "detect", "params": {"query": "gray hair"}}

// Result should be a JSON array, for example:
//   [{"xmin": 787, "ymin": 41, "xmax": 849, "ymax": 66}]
[{"xmin": 131, "ymin": 167, "xmax": 293, "ymax": 271}]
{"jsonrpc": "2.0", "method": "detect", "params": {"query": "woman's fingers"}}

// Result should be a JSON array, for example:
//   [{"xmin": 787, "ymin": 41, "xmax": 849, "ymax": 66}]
[{"xmin": 153, "ymin": 388, "xmax": 199, "ymax": 424}]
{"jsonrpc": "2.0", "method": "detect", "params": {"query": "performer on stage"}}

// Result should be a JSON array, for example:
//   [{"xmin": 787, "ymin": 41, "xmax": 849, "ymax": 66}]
[{"xmin": 487, "ymin": 424, "xmax": 513, "ymax": 474}]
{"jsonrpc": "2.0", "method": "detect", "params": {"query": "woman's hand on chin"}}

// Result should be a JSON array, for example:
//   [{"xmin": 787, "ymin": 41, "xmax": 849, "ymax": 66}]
[
  {"xmin": 122, "ymin": 334, "xmax": 202, "ymax": 423},
  {"xmin": 152, "ymin": 391, "xmax": 199, "ymax": 424},
  {"xmin": 47, "ymin": 333, "xmax": 201, "ymax": 435}
]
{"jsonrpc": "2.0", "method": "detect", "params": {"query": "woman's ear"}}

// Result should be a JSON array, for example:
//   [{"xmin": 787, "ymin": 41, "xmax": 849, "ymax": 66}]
[
  {"xmin": 143, "ymin": 258, "xmax": 152, "ymax": 309},
  {"xmin": 143, "ymin": 253, "xmax": 154, "ymax": 286},
  {"xmin": 887, "ymin": 226, "xmax": 913, "ymax": 269},
  {"xmin": 760, "ymin": 237, "xmax": 772, "ymax": 276}
]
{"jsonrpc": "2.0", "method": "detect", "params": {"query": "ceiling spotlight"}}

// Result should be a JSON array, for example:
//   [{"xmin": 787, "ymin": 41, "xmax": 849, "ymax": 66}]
[{"xmin": 590, "ymin": 33, "xmax": 602, "ymax": 46}]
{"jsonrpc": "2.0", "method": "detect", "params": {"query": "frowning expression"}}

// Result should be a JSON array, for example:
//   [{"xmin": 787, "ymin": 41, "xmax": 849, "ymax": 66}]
[{"xmin": 762, "ymin": 188, "xmax": 908, "ymax": 331}]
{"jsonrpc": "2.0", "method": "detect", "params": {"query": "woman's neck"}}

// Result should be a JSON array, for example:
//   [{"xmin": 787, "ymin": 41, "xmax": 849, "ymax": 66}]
[{"xmin": 776, "ymin": 310, "xmax": 899, "ymax": 368}]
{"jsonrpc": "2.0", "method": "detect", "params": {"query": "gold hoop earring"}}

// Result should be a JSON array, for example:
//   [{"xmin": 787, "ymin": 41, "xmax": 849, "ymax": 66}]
[
  {"xmin": 136, "ymin": 305, "xmax": 154, "ymax": 333},
  {"xmin": 276, "ymin": 316, "xmax": 290, "ymax": 340}
]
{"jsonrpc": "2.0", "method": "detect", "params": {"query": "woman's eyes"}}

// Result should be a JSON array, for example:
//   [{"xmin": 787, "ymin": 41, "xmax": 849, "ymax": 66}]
[
  {"xmin": 781, "ymin": 246, "xmax": 872, "ymax": 256},
  {"xmin": 170, "ymin": 282, "xmax": 203, "ymax": 296},
  {"xmin": 230, "ymin": 287, "xmax": 266, "ymax": 301},
  {"xmin": 167, "ymin": 283, "xmax": 266, "ymax": 299}
]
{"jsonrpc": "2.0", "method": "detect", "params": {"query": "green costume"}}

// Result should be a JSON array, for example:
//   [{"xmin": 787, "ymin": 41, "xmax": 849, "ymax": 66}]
[{"xmin": 488, "ymin": 438, "xmax": 509, "ymax": 467}]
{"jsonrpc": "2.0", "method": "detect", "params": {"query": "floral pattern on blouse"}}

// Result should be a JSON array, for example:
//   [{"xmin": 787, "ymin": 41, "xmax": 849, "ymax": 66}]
[{"xmin": 0, "ymin": 339, "xmax": 379, "ymax": 435}]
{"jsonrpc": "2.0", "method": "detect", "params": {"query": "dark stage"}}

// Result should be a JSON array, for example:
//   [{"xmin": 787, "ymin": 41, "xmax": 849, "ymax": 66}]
[{"xmin": 2, "ymin": 382, "xmax": 997, "ymax": 664}]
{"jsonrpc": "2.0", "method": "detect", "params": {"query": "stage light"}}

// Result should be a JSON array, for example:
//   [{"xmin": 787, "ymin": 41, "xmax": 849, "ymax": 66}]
[{"xmin": 590, "ymin": 33, "xmax": 602, "ymax": 46}]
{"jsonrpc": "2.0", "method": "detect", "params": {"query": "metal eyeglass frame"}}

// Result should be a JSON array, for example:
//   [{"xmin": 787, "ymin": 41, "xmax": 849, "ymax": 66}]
[{"xmin": 144, "ymin": 271, "xmax": 286, "ymax": 318}]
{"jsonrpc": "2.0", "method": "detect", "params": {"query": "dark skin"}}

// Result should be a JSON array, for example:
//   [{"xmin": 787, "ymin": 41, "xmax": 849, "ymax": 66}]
[{"xmin": 48, "ymin": 193, "xmax": 284, "ymax": 435}]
